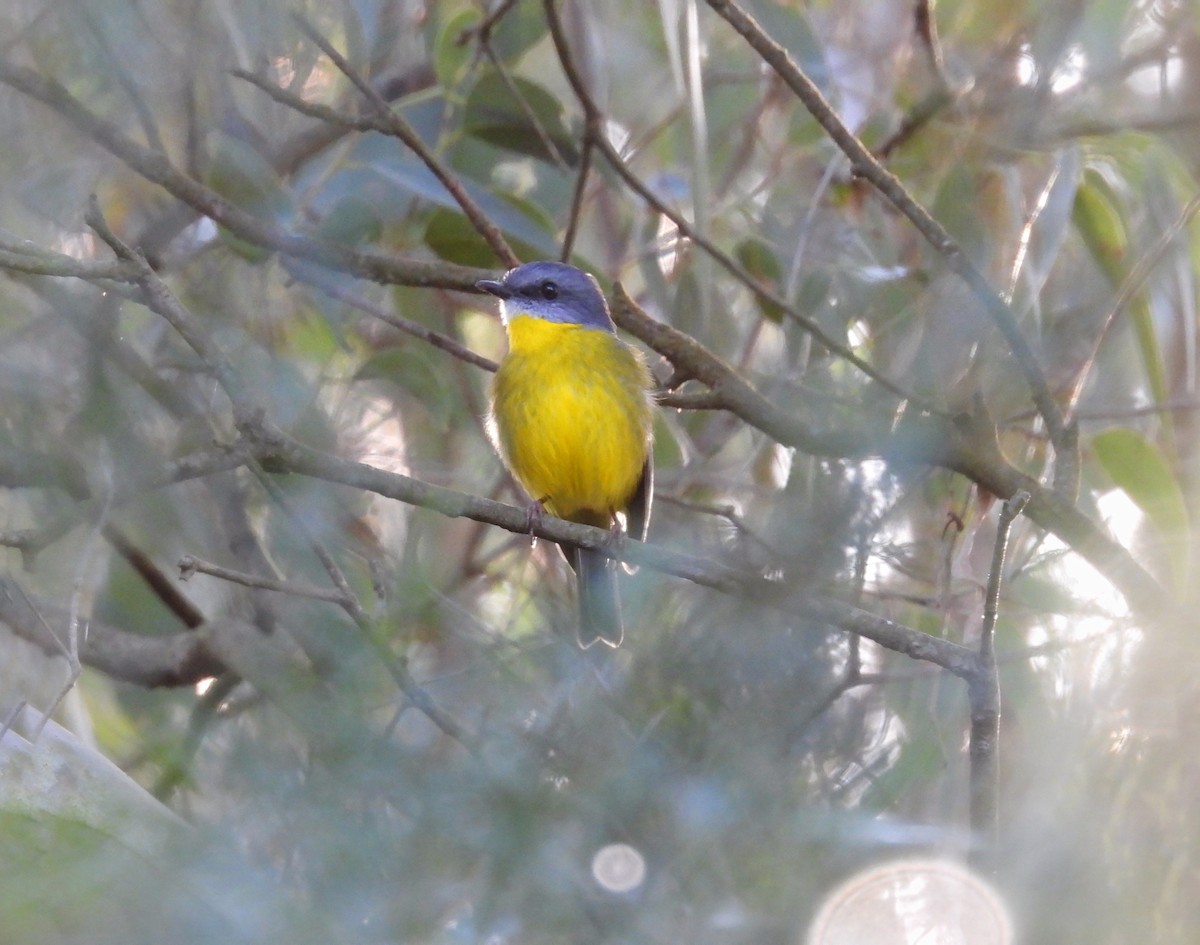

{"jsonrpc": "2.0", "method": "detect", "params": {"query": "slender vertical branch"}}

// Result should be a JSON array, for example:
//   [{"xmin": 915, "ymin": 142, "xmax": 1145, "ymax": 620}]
[
  {"xmin": 560, "ymin": 135, "xmax": 593, "ymax": 260},
  {"xmin": 968, "ymin": 488, "xmax": 1030, "ymax": 872}
]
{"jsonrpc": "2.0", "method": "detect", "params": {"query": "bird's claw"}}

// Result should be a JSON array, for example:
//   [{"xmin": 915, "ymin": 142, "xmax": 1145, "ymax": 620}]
[{"xmin": 524, "ymin": 499, "xmax": 547, "ymax": 538}]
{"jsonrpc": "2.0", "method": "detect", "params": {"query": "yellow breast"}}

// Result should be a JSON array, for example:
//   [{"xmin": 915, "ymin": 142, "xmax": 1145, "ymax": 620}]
[{"xmin": 490, "ymin": 315, "xmax": 653, "ymax": 524}]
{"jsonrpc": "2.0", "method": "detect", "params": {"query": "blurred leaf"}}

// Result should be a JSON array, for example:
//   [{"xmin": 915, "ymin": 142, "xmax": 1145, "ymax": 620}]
[
  {"xmin": 423, "ymin": 199, "xmax": 554, "ymax": 267},
  {"xmin": 356, "ymin": 344, "xmax": 446, "ymax": 398},
  {"xmin": 739, "ymin": 1, "xmax": 828, "ymax": 87},
  {"xmin": 488, "ymin": 1, "xmax": 549, "ymax": 64},
  {"xmin": 463, "ymin": 70, "xmax": 579, "ymax": 166},
  {"xmin": 932, "ymin": 164, "xmax": 1001, "ymax": 264},
  {"xmin": 424, "ymin": 206, "xmax": 498, "ymax": 267},
  {"xmin": 1072, "ymin": 167, "xmax": 1128, "ymax": 285},
  {"xmin": 1073, "ymin": 168, "xmax": 1168, "ymax": 422},
  {"xmin": 1021, "ymin": 146, "xmax": 1082, "ymax": 290},
  {"xmin": 1076, "ymin": 0, "xmax": 1131, "ymax": 72},
  {"xmin": 313, "ymin": 193, "xmax": 384, "ymax": 248},
  {"xmin": 796, "ymin": 270, "xmax": 832, "ymax": 318},
  {"xmin": 735, "ymin": 237, "xmax": 784, "ymax": 322},
  {"xmin": 204, "ymin": 131, "xmax": 292, "ymax": 262},
  {"xmin": 861, "ymin": 728, "xmax": 944, "ymax": 812},
  {"xmin": 433, "ymin": 7, "xmax": 479, "ymax": 88},
  {"xmin": 1091, "ymin": 427, "xmax": 1189, "ymax": 586}
]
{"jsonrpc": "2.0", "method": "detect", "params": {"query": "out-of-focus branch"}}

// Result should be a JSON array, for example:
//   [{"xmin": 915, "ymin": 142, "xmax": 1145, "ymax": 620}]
[
  {"xmin": 178, "ymin": 555, "xmax": 347, "ymax": 605},
  {"xmin": 0, "ymin": 576, "xmax": 224, "ymax": 688},
  {"xmin": 0, "ymin": 58, "xmax": 487, "ymax": 291},
  {"xmin": 967, "ymin": 489, "xmax": 1029, "ymax": 873},
  {"xmin": 0, "ymin": 234, "xmax": 141, "ymax": 281},
  {"xmin": 0, "ymin": 442, "xmax": 253, "ymax": 561}
]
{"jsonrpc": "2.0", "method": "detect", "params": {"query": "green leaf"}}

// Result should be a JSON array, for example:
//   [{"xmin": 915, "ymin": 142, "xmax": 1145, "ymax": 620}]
[
  {"xmin": 356, "ymin": 346, "xmax": 453, "ymax": 427},
  {"xmin": 1074, "ymin": 167, "xmax": 1169, "ymax": 425},
  {"xmin": 204, "ymin": 131, "xmax": 293, "ymax": 262},
  {"xmin": 423, "ymin": 200, "xmax": 553, "ymax": 267},
  {"xmin": 433, "ymin": 7, "xmax": 480, "ymax": 88},
  {"xmin": 735, "ymin": 238, "xmax": 784, "ymax": 322},
  {"xmin": 1091, "ymin": 427, "xmax": 1189, "ymax": 587},
  {"xmin": 314, "ymin": 193, "xmax": 384, "ymax": 248},
  {"xmin": 488, "ymin": 2, "xmax": 548, "ymax": 64},
  {"xmin": 1072, "ymin": 167, "xmax": 1128, "ymax": 286},
  {"xmin": 422, "ymin": 207, "xmax": 502, "ymax": 267},
  {"xmin": 463, "ymin": 71, "xmax": 579, "ymax": 166}
]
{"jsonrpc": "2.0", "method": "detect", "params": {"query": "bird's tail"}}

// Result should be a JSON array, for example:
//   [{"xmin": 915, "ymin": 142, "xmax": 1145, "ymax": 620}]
[{"xmin": 572, "ymin": 546, "xmax": 623, "ymax": 648}]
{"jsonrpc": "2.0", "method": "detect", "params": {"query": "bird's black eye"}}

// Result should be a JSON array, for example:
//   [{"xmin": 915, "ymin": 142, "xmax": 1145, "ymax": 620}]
[{"xmin": 539, "ymin": 280, "xmax": 558, "ymax": 300}]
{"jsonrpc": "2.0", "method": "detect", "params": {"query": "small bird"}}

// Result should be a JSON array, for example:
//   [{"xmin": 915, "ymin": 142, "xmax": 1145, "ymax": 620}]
[{"xmin": 478, "ymin": 261, "xmax": 654, "ymax": 648}]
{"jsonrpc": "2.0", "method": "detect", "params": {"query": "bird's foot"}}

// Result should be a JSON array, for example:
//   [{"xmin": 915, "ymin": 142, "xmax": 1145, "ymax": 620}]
[{"xmin": 524, "ymin": 499, "xmax": 547, "ymax": 539}]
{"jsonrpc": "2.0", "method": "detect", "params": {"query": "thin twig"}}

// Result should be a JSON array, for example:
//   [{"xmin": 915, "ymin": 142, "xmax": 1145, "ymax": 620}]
[
  {"xmin": 291, "ymin": 264, "xmax": 498, "ymax": 372},
  {"xmin": 1, "ymin": 441, "xmax": 251, "ymax": 562},
  {"xmin": 252, "ymin": 463, "xmax": 476, "ymax": 749},
  {"xmin": 455, "ymin": 0, "xmax": 522, "ymax": 45},
  {"xmin": 178, "ymin": 554, "xmax": 350, "ymax": 605},
  {"xmin": 31, "ymin": 460, "xmax": 118, "ymax": 738},
  {"xmin": 481, "ymin": 41, "xmax": 572, "ymax": 172},
  {"xmin": 968, "ymin": 489, "xmax": 1030, "ymax": 873},
  {"xmin": 657, "ymin": 493, "xmax": 782, "ymax": 557},
  {"xmin": 560, "ymin": 134, "xmax": 593, "ymax": 261}
]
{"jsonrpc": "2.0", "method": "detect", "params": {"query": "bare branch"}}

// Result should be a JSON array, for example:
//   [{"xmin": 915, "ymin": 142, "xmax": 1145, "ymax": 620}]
[
  {"xmin": 0, "ymin": 577, "xmax": 224, "ymax": 688},
  {"xmin": 178, "ymin": 555, "xmax": 349, "ymax": 605},
  {"xmin": 968, "ymin": 489, "xmax": 1030, "ymax": 872}
]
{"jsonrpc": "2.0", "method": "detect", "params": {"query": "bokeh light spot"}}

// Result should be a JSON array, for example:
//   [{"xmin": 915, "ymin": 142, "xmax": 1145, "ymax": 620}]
[
  {"xmin": 591, "ymin": 843, "xmax": 646, "ymax": 894},
  {"xmin": 807, "ymin": 858, "xmax": 1010, "ymax": 945}
]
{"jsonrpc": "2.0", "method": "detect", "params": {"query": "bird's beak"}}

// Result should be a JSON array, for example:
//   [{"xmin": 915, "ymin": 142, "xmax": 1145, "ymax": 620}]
[{"xmin": 475, "ymin": 279, "xmax": 510, "ymax": 300}]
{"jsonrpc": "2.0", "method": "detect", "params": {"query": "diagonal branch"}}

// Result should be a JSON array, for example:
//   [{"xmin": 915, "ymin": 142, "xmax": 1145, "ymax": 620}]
[{"xmin": 1, "ymin": 576, "xmax": 224, "ymax": 688}]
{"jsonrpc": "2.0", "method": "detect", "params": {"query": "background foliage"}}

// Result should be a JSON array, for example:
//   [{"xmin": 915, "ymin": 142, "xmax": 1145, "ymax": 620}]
[{"xmin": 1, "ymin": 0, "xmax": 1198, "ymax": 942}]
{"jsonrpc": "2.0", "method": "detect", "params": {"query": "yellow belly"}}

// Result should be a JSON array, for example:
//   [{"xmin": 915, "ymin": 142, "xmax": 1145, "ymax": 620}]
[{"xmin": 490, "ymin": 316, "xmax": 653, "ymax": 525}]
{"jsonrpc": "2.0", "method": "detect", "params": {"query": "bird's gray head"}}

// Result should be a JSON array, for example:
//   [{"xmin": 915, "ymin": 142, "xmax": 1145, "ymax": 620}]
[{"xmin": 476, "ymin": 261, "xmax": 615, "ymax": 332}]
